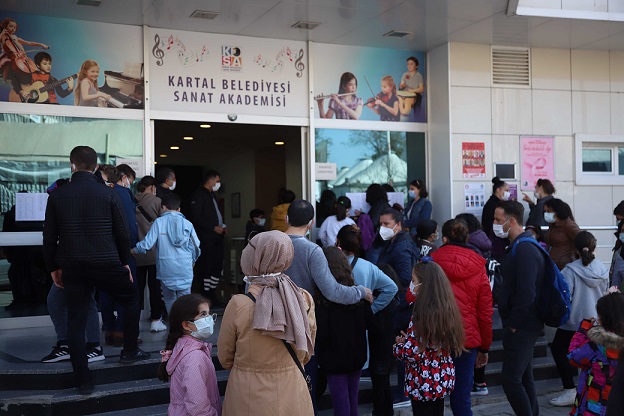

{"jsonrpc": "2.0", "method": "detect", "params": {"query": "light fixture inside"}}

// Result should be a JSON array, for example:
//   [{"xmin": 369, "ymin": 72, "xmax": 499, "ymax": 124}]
[
  {"xmin": 275, "ymin": 141, "xmax": 285, "ymax": 146},
  {"xmin": 383, "ymin": 30, "xmax": 411, "ymax": 38},
  {"xmin": 200, "ymin": 124, "xmax": 211, "ymax": 128},
  {"xmin": 291, "ymin": 21, "xmax": 320, "ymax": 30},
  {"xmin": 170, "ymin": 146, "xmax": 180, "ymax": 150},
  {"xmin": 190, "ymin": 10, "xmax": 219, "ymax": 20},
  {"xmin": 154, "ymin": 161, "xmax": 158, "ymax": 165},
  {"xmin": 183, "ymin": 136, "xmax": 194, "ymax": 140},
  {"xmin": 160, "ymin": 154, "xmax": 168, "ymax": 158},
  {"xmin": 75, "ymin": 0, "xmax": 102, "ymax": 7}
]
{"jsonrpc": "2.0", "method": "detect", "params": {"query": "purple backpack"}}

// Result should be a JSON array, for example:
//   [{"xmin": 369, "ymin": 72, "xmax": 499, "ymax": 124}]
[{"xmin": 357, "ymin": 213, "xmax": 376, "ymax": 251}]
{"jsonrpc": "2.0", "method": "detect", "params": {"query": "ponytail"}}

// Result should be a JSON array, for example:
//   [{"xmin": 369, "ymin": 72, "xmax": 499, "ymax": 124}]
[
  {"xmin": 574, "ymin": 231, "xmax": 596, "ymax": 267},
  {"xmin": 335, "ymin": 196, "xmax": 352, "ymax": 221}
]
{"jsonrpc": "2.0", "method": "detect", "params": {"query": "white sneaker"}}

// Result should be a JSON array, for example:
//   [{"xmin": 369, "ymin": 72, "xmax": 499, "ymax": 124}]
[
  {"xmin": 549, "ymin": 388, "xmax": 576, "ymax": 407},
  {"xmin": 393, "ymin": 399, "xmax": 411, "ymax": 409},
  {"xmin": 150, "ymin": 319, "xmax": 167, "ymax": 332}
]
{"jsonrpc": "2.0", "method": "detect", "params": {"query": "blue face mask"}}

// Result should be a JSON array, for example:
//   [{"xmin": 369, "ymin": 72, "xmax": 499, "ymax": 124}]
[
  {"xmin": 408, "ymin": 190, "xmax": 416, "ymax": 199},
  {"xmin": 619, "ymin": 234, "xmax": 624, "ymax": 244}
]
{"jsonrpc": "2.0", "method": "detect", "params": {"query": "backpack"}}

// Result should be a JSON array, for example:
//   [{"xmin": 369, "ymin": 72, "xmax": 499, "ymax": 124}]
[
  {"xmin": 485, "ymin": 257, "xmax": 503, "ymax": 306},
  {"xmin": 357, "ymin": 213, "xmax": 376, "ymax": 251},
  {"xmin": 510, "ymin": 237, "xmax": 571, "ymax": 328}
]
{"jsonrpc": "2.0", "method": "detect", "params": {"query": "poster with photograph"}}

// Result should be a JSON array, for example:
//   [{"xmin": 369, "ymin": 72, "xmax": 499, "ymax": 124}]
[
  {"xmin": 310, "ymin": 43, "xmax": 426, "ymax": 123},
  {"xmin": 520, "ymin": 136, "xmax": 555, "ymax": 191},
  {"xmin": 463, "ymin": 183, "xmax": 486, "ymax": 214},
  {"xmin": 0, "ymin": 12, "xmax": 143, "ymax": 108},
  {"xmin": 508, "ymin": 184, "xmax": 518, "ymax": 201},
  {"xmin": 462, "ymin": 142, "xmax": 486, "ymax": 179}
]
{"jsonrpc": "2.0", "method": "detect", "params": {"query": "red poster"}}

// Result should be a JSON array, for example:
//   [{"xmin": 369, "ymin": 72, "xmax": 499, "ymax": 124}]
[{"xmin": 462, "ymin": 142, "xmax": 485, "ymax": 179}]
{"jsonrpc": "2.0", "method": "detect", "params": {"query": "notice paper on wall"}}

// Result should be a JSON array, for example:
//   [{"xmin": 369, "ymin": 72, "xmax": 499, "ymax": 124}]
[
  {"xmin": 15, "ymin": 193, "xmax": 48, "ymax": 221},
  {"xmin": 463, "ymin": 183, "xmax": 485, "ymax": 215},
  {"xmin": 347, "ymin": 192, "xmax": 406, "ymax": 214}
]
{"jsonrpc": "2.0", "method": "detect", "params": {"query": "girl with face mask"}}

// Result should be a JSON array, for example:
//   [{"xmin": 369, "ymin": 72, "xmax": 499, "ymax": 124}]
[
  {"xmin": 482, "ymin": 177, "xmax": 510, "ymax": 262},
  {"xmin": 543, "ymin": 198, "xmax": 581, "ymax": 270},
  {"xmin": 158, "ymin": 294, "xmax": 222, "ymax": 416}
]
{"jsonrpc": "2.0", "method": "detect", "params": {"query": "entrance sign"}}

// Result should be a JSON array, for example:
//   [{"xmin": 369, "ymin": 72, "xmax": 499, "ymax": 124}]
[{"xmin": 148, "ymin": 28, "xmax": 308, "ymax": 117}]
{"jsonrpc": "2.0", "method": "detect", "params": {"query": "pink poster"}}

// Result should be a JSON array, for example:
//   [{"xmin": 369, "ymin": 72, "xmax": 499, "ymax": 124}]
[
  {"xmin": 462, "ymin": 142, "xmax": 486, "ymax": 179},
  {"xmin": 520, "ymin": 136, "xmax": 555, "ymax": 191}
]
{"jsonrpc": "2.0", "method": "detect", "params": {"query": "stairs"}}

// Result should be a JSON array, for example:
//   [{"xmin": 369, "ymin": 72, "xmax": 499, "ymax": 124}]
[{"xmin": 0, "ymin": 310, "xmax": 561, "ymax": 415}]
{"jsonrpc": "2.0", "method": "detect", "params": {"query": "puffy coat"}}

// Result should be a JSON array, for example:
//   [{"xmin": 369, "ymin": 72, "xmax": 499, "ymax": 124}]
[{"xmin": 432, "ymin": 244, "xmax": 493, "ymax": 351}]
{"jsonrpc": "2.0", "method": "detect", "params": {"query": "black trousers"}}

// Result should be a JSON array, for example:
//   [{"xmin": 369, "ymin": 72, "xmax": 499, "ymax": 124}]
[
  {"xmin": 369, "ymin": 305, "xmax": 396, "ymax": 416},
  {"xmin": 410, "ymin": 398, "xmax": 444, "ymax": 416},
  {"xmin": 136, "ymin": 264, "xmax": 163, "ymax": 320},
  {"xmin": 550, "ymin": 328, "xmax": 577, "ymax": 389},
  {"xmin": 63, "ymin": 264, "xmax": 139, "ymax": 385},
  {"xmin": 193, "ymin": 237, "xmax": 224, "ymax": 294}
]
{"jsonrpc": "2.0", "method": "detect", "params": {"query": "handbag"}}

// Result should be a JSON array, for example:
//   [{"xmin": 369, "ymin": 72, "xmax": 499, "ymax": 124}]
[{"xmin": 245, "ymin": 292, "xmax": 312, "ymax": 391}]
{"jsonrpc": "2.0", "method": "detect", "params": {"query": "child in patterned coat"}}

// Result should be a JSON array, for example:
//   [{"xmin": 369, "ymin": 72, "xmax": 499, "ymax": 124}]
[
  {"xmin": 393, "ymin": 260, "xmax": 465, "ymax": 416},
  {"xmin": 568, "ymin": 291, "xmax": 624, "ymax": 416}
]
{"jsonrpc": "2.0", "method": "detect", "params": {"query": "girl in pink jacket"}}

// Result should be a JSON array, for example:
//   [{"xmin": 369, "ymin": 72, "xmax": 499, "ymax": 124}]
[{"xmin": 158, "ymin": 294, "xmax": 222, "ymax": 416}]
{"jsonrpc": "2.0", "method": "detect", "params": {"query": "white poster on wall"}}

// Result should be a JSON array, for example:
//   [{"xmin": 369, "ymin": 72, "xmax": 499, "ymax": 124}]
[
  {"xmin": 463, "ymin": 183, "xmax": 486, "ymax": 215},
  {"xmin": 116, "ymin": 158, "xmax": 144, "ymax": 178},
  {"xmin": 148, "ymin": 28, "xmax": 308, "ymax": 117},
  {"xmin": 15, "ymin": 193, "xmax": 48, "ymax": 221},
  {"xmin": 347, "ymin": 192, "xmax": 405, "ymax": 214}
]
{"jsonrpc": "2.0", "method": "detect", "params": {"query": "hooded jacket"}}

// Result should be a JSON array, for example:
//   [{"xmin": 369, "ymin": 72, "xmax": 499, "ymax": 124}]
[
  {"xmin": 166, "ymin": 336, "xmax": 222, "ymax": 416},
  {"xmin": 134, "ymin": 191, "xmax": 163, "ymax": 267},
  {"xmin": 545, "ymin": 217, "xmax": 581, "ymax": 270},
  {"xmin": 134, "ymin": 211, "xmax": 200, "ymax": 290},
  {"xmin": 270, "ymin": 203, "xmax": 290, "ymax": 232},
  {"xmin": 432, "ymin": 244, "xmax": 493, "ymax": 351},
  {"xmin": 467, "ymin": 229, "xmax": 492, "ymax": 259},
  {"xmin": 568, "ymin": 319, "xmax": 624, "ymax": 416},
  {"xmin": 560, "ymin": 259, "xmax": 609, "ymax": 331}
]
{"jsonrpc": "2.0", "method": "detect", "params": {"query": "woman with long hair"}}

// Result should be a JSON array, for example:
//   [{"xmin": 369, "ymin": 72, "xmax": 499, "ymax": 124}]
[
  {"xmin": 318, "ymin": 196, "xmax": 356, "ymax": 247},
  {"xmin": 482, "ymin": 177, "xmax": 510, "ymax": 261}
]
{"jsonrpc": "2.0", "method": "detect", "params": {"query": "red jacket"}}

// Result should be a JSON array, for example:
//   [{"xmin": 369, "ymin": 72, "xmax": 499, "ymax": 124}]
[{"xmin": 432, "ymin": 244, "xmax": 493, "ymax": 351}]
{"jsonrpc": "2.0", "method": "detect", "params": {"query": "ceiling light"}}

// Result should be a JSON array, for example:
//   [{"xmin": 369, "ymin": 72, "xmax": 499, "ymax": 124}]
[
  {"xmin": 275, "ymin": 141, "xmax": 285, "ymax": 145},
  {"xmin": 383, "ymin": 30, "xmax": 411, "ymax": 38},
  {"xmin": 190, "ymin": 10, "xmax": 219, "ymax": 20},
  {"xmin": 75, "ymin": 0, "xmax": 102, "ymax": 7},
  {"xmin": 183, "ymin": 136, "xmax": 194, "ymax": 140},
  {"xmin": 154, "ymin": 161, "xmax": 158, "ymax": 165},
  {"xmin": 291, "ymin": 21, "xmax": 320, "ymax": 30},
  {"xmin": 200, "ymin": 124, "xmax": 211, "ymax": 128},
  {"xmin": 170, "ymin": 146, "xmax": 180, "ymax": 150},
  {"xmin": 160, "ymin": 154, "xmax": 168, "ymax": 158}
]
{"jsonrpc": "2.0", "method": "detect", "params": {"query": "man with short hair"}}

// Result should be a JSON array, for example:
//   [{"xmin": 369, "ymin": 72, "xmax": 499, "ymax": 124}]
[
  {"xmin": 494, "ymin": 200, "xmax": 544, "ymax": 416},
  {"xmin": 284, "ymin": 199, "xmax": 372, "ymax": 414},
  {"xmin": 155, "ymin": 167, "xmax": 176, "ymax": 200},
  {"xmin": 43, "ymin": 146, "xmax": 149, "ymax": 395},
  {"xmin": 189, "ymin": 170, "xmax": 226, "ymax": 302}
]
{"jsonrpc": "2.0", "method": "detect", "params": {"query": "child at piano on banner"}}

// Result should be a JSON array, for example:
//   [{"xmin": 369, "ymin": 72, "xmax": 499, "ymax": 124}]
[
  {"xmin": 27, "ymin": 52, "xmax": 74, "ymax": 104},
  {"xmin": 366, "ymin": 75, "xmax": 400, "ymax": 122},
  {"xmin": 315, "ymin": 72, "xmax": 363, "ymax": 120},
  {"xmin": 74, "ymin": 59, "xmax": 110, "ymax": 107}
]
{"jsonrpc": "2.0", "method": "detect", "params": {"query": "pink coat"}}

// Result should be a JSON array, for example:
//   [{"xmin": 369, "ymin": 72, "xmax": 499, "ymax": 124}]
[{"xmin": 166, "ymin": 335, "xmax": 222, "ymax": 416}]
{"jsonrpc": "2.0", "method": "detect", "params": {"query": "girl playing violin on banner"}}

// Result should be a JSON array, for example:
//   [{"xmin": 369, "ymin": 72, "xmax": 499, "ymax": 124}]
[
  {"xmin": 0, "ymin": 17, "xmax": 48, "ymax": 95},
  {"xmin": 367, "ymin": 75, "xmax": 400, "ymax": 122},
  {"xmin": 315, "ymin": 72, "xmax": 363, "ymax": 120}
]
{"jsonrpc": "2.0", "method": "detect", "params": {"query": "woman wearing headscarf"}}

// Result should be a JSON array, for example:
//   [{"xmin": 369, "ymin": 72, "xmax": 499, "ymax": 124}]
[{"xmin": 217, "ymin": 231, "xmax": 316, "ymax": 415}]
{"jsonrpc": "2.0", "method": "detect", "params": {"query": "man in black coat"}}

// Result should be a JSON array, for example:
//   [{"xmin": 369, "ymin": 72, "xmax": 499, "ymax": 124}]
[
  {"xmin": 43, "ymin": 146, "xmax": 149, "ymax": 394},
  {"xmin": 189, "ymin": 170, "xmax": 226, "ymax": 302}
]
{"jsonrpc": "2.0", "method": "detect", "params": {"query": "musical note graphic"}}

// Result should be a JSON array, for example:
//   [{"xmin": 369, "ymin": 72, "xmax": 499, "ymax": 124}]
[
  {"xmin": 152, "ymin": 34, "xmax": 165, "ymax": 66},
  {"xmin": 294, "ymin": 49, "xmax": 305, "ymax": 78}
]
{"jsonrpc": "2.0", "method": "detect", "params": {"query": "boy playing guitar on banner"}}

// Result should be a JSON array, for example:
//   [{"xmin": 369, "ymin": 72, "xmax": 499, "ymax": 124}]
[{"xmin": 19, "ymin": 52, "xmax": 75, "ymax": 104}]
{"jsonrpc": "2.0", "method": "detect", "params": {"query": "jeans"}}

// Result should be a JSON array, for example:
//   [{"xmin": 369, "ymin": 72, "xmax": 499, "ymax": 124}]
[
  {"xmin": 63, "ymin": 265, "xmax": 140, "ymax": 386},
  {"xmin": 136, "ymin": 264, "xmax": 163, "ymax": 320},
  {"xmin": 305, "ymin": 354, "xmax": 319, "ymax": 416},
  {"xmin": 161, "ymin": 284, "xmax": 191, "ymax": 315},
  {"xmin": 326, "ymin": 370, "xmax": 361, "ymax": 416},
  {"xmin": 450, "ymin": 348, "xmax": 477, "ymax": 416},
  {"xmin": 411, "ymin": 398, "xmax": 444, "ymax": 416},
  {"xmin": 550, "ymin": 328, "xmax": 576, "ymax": 389},
  {"xmin": 100, "ymin": 257, "xmax": 136, "ymax": 332},
  {"xmin": 47, "ymin": 284, "xmax": 100, "ymax": 343},
  {"xmin": 502, "ymin": 327, "xmax": 540, "ymax": 416}
]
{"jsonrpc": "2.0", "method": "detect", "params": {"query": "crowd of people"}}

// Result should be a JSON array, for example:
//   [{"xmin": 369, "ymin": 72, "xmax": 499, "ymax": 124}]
[{"xmin": 34, "ymin": 146, "xmax": 624, "ymax": 416}]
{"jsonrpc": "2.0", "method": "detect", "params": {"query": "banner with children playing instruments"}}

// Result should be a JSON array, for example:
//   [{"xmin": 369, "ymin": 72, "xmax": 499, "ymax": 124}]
[
  {"xmin": 310, "ymin": 43, "xmax": 426, "ymax": 123},
  {"xmin": 0, "ymin": 12, "xmax": 143, "ymax": 108}
]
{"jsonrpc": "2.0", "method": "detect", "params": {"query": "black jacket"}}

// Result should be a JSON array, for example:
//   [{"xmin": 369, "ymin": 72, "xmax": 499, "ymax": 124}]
[
  {"xmin": 189, "ymin": 187, "xmax": 223, "ymax": 241},
  {"xmin": 526, "ymin": 195, "xmax": 554, "ymax": 228},
  {"xmin": 498, "ymin": 231, "xmax": 545, "ymax": 331},
  {"xmin": 43, "ymin": 171, "xmax": 130, "ymax": 272}
]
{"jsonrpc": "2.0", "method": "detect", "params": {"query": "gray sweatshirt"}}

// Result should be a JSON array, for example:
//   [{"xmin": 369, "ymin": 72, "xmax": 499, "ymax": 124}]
[
  {"xmin": 285, "ymin": 235, "xmax": 366, "ymax": 304},
  {"xmin": 560, "ymin": 258, "xmax": 609, "ymax": 331}
]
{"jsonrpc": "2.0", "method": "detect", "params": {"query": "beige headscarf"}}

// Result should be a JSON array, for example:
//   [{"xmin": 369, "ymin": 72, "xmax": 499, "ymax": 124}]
[{"xmin": 241, "ymin": 230, "xmax": 313, "ymax": 355}]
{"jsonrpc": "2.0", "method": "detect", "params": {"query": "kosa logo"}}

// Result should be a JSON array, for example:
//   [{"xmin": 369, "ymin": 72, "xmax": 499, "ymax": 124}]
[{"xmin": 222, "ymin": 46, "xmax": 242, "ymax": 71}]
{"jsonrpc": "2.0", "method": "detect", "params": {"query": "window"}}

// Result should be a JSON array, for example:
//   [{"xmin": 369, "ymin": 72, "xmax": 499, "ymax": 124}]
[{"xmin": 575, "ymin": 134, "xmax": 624, "ymax": 185}]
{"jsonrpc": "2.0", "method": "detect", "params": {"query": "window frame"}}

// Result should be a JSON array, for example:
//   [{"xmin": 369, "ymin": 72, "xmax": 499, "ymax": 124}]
[{"xmin": 575, "ymin": 134, "xmax": 624, "ymax": 185}]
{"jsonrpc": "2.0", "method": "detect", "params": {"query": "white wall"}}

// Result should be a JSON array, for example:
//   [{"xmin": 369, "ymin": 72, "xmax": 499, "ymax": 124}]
[{"xmin": 449, "ymin": 42, "xmax": 624, "ymax": 262}]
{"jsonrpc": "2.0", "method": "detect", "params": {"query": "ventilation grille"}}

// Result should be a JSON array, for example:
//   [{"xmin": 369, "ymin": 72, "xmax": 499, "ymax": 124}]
[
  {"xmin": 190, "ymin": 10, "xmax": 219, "ymax": 20},
  {"xmin": 491, "ymin": 46, "xmax": 530, "ymax": 87},
  {"xmin": 75, "ymin": 0, "xmax": 102, "ymax": 6},
  {"xmin": 291, "ymin": 21, "xmax": 320, "ymax": 30},
  {"xmin": 383, "ymin": 30, "xmax": 411, "ymax": 38}
]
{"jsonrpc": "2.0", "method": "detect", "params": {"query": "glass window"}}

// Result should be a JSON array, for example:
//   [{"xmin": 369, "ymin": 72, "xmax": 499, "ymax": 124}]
[
  {"xmin": 582, "ymin": 148, "xmax": 612, "ymax": 173},
  {"xmin": 619, "ymin": 147, "xmax": 624, "ymax": 176}
]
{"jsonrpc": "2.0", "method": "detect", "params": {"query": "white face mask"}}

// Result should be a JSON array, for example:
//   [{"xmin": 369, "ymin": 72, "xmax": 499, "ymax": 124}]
[
  {"xmin": 212, "ymin": 182, "xmax": 221, "ymax": 192},
  {"xmin": 493, "ymin": 219, "xmax": 510, "ymax": 239},
  {"xmin": 544, "ymin": 212, "xmax": 556, "ymax": 223},
  {"xmin": 409, "ymin": 281, "xmax": 421, "ymax": 295},
  {"xmin": 534, "ymin": 191, "xmax": 540, "ymax": 200},
  {"xmin": 169, "ymin": 180, "xmax": 177, "ymax": 191},
  {"xmin": 122, "ymin": 176, "xmax": 131, "ymax": 189},
  {"xmin": 502, "ymin": 190, "xmax": 511, "ymax": 201},
  {"xmin": 379, "ymin": 224, "xmax": 397, "ymax": 241},
  {"xmin": 189, "ymin": 314, "xmax": 216, "ymax": 340},
  {"xmin": 257, "ymin": 218, "xmax": 266, "ymax": 226}
]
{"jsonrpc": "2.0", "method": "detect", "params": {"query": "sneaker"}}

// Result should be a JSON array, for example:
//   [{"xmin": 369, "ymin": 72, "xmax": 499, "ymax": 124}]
[
  {"xmin": 392, "ymin": 399, "xmax": 411, "ymax": 409},
  {"xmin": 150, "ymin": 319, "xmax": 167, "ymax": 332},
  {"xmin": 471, "ymin": 383, "xmax": 489, "ymax": 396},
  {"xmin": 119, "ymin": 348, "xmax": 151, "ymax": 364},
  {"xmin": 86, "ymin": 346, "xmax": 105, "ymax": 363},
  {"xmin": 549, "ymin": 388, "xmax": 576, "ymax": 407},
  {"xmin": 41, "ymin": 345, "xmax": 70, "ymax": 363}
]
